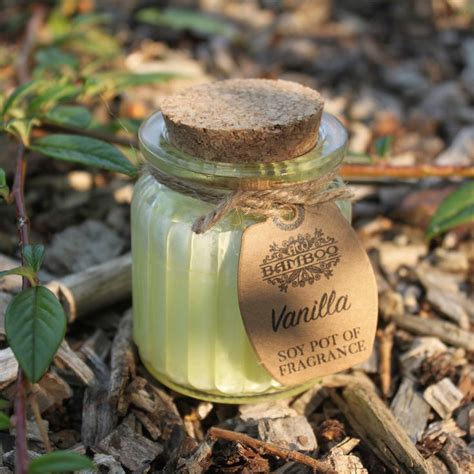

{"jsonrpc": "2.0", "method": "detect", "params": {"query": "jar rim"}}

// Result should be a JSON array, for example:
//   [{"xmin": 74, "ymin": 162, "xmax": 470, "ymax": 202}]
[{"xmin": 139, "ymin": 111, "xmax": 347, "ymax": 190}]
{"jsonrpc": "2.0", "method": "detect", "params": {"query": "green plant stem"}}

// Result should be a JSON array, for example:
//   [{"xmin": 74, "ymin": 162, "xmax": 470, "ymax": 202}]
[{"xmin": 12, "ymin": 143, "xmax": 30, "ymax": 474}]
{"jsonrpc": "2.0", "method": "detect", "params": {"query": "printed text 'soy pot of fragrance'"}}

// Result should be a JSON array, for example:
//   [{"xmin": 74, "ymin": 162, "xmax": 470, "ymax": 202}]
[{"xmin": 132, "ymin": 79, "xmax": 378, "ymax": 403}]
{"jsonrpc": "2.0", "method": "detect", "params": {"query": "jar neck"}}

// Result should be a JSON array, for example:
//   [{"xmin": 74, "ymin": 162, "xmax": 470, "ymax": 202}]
[{"xmin": 139, "ymin": 112, "xmax": 347, "ymax": 192}]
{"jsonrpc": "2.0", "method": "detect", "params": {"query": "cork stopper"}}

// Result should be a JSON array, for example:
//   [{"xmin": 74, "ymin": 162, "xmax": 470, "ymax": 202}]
[{"xmin": 160, "ymin": 79, "xmax": 324, "ymax": 163}]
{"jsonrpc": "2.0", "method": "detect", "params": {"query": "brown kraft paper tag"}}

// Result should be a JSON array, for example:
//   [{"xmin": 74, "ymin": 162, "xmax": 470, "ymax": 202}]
[{"xmin": 238, "ymin": 203, "xmax": 378, "ymax": 386}]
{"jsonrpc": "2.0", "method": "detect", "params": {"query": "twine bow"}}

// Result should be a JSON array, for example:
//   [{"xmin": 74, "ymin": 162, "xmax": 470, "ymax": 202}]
[{"xmin": 146, "ymin": 164, "xmax": 353, "ymax": 234}]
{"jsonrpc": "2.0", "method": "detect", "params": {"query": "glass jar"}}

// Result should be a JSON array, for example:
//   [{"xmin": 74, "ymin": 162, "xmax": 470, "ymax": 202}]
[{"xmin": 132, "ymin": 111, "xmax": 350, "ymax": 403}]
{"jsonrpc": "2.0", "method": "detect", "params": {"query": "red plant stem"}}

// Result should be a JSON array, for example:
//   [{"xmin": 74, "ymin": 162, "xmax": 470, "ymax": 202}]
[
  {"xmin": 11, "ymin": 5, "xmax": 45, "ymax": 472},
  {"xmin": 11, "ymin": 143, "xmax": 30, "ymax": 474},
  {"xmin": 16, "ymin": 4, "xmax": 46, "ymax": 84},
  {"xmin": 340, "ymin": 163, "xmax": 474, "ymax": 179},
  {"xmin": 12, "ymin": 144, "xmax": 30, "ymax": 251},
  {"xmin": 13, "ymin": 371, "xmax": 28, "ymax": 474}
]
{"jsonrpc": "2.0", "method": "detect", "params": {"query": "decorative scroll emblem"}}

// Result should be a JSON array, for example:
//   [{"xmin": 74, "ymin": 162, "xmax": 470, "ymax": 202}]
[{"xmin": 260, "ymin": 228, "xmax": 341, "ymax": 292}]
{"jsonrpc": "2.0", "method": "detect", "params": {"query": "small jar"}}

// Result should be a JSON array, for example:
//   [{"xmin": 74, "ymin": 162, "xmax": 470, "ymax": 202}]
[{"xmin": 132, "ymin": 81, "xmax": 350, "ymax": 403}]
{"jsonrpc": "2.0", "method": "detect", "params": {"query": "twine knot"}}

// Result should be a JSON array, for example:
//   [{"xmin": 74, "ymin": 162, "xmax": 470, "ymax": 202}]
[{"xmin": 146, "ymin": 164, "xmax": 353, "ymax": 234}]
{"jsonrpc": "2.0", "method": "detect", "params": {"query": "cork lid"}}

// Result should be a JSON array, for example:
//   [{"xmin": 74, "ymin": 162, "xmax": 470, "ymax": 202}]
[{"xmin": 160, "ymin": 79, "xmax": 324, "ymax": 163}]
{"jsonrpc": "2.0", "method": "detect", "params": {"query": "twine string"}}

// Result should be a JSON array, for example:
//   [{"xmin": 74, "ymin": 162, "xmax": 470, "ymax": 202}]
[{"xmin": 146, "ymin": 164, "xmax": 353, "ymax": 234}]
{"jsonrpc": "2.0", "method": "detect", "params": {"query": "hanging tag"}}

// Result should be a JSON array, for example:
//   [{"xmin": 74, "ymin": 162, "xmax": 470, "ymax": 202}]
[{"xmin": 238, "ymin": 203, "xmax": 378, "ymax": 386}]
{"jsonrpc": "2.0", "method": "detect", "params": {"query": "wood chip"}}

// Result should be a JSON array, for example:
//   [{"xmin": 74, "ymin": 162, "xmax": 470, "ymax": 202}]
[
  {"xmin": 427, "ymin": 456, "xmax": 450, "ymax": 474},
  {"xmin": 196, "ymin": 402, "xmax": 213, "ymax": 421},
  {"xmin": 424, "ymin": 419, "xmax": 467, "ymax": 443},
  {"xmin": 455, "ymin": 402, "xmax": 473, "ymax": 438},
  {"xmin": 55, "ymin": 341, "xmax": 95, "ymax": 385},
  {"xmin": 47, "ymin": 253, "xmax": 131, "ymax": 322},
  {"xmin": 423, "ymin": 378, "xmax": 464, "ymax": 419},
  {"xmin": 31, "ymin": 371, "xmax": 72, "ymax": 413},
  {"xmin": 391, "ymin": 378, "xmax": 431, "ymax": 442},
  {"xmin": 317, "ymin": 419, "xmax": 346, "ymax": 450},
  {"xmin": 81, "ymin": 385, "xmax": 117, "ymax": 448},
  {"xmin": 257, "ymin": 416, "xmax": 318, "ymax": 452},
  {"xmin": 327, "ymin": 437, "xmax": 360, "ymax": 456},
  {"xmin": 0, "ymin": 291, "xmax": 12, "ymax": 337},
  {"xmin": 97, "ymin": 422, "xmax": 163, "ymax": 471},
  {"xmin": 272, "ymin": 462, "xmax": 313, "ymax": 473},
  {"xmin": 239, "ymin": 401, "xmax": 298, "ymax": 422},
  {"xmin": 109, "ymin": 310, "xmax": 135, "ymax": 415},
  {"xmin": 329, "ymin": 383, "xmax": 431, "ymax": 473},
  {"xmin": 92, "ymin": 453, "xmax": 125, "ymax": 474},
  {"xmin": 79, "ymin": 329, "xmax": 111, "ymax": 363},
  {"xmin": 458, "ymin": 365, "xmax": 474, "ymax": 400},
  {"xmin": 0, "ymin": 254, "xmax": 22, "ymax": 292},
  {"xmin": 390, "ymin": 313, "xmax": 474, "ymax": 351},
  {"xmin": 175, "ymin": 440, "xmax": 214, "ymax": 474},
  {"xmin": 439, "ymin": 435, "xmax": 474, "ymax": 474},
  {"xmin": 326, "ymin": 451, "xmax": 368, "ymax": 474},
  {"xmin": 417, "ymin": 264, "xmax": 472, "ymax": 328},
  {"xmin": 378, "ymin": 289, "xmax": 404, "ymax": 320},
  {"xmin": 0, "ymin": 348, "xmax": 18, "ymax": 390},
  {"xmin": 425, "ymin": 287, "xmax": 470, "ymax": 329},
  {"xmin": 44, "ymin": 220, "xmax": 125, "ymax": 275},
  {"xmin": 378, "ymin": 242, "xmax": 427, "ymax": 274},
  {"xmin": 133, "ymin": 409, "xmax": 161, "ymax": 440},
  {"xmin": 24, "ymin": 420, "xmax": 49, "ymax": 443},
  {"xmin": 354, "ymin": 343, "xmax": 379, "ymax": 374},
  {"xmin": 126, "ymin": 377, "xmax": 198, "ymax": 461},
  {"xmin": 290, "ymin": 384, "xmax": 328, "ymax": 416},
  {"xmin": 399, "ymin": 337, "xmax": 448, "ymax": 374}
]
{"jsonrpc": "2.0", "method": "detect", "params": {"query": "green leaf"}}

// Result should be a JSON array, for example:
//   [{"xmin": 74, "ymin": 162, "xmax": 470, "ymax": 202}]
[
  {"xmin": 84, "ymin": 71, "xmax": 178, "ymax": 97},
  {"xmin": 27, "ymin": 451, "xmax": 95, "ymax": 474},
  {"xmin": 345, "ymin": 150, "xmax": 374, "ymax": 164},
  {"xmin": 105, "ymin": 71, "xmax": 178, "ymax": 89},
  {"xmin": 27, "ymin": 84, "xmax": 80, "ymax": 115},
  {"xmin": 374, "ymin": 135, "xmax": 394, "ymax": 158},
  {"xmin": 0, "ymin": 399, "xmax": 9, "ymax": 409},
  {"xmin": 5, "ymin": 286, "xmax": 67, "ymax": 383},
  {"xmin": 46, "ymin": 8, "xmax": 72, "ymax": 38},
  {"xmin": 0, "ymin": 168, "xmax": 9, "ymax": 201},
  {"xmin": 2, "ymin": 80, "xmax": 43, "ymax": 117},
  {"xmin": 4, "ymin": 118, "xmax": 38, "ymax": 146},
  {"xmin": 111, "ymin": 117, "xmax": 142, "ymax": 135},
  {"xmin": 34, "ymin": 47, "xmax": 79, "ymax": 75},
  {"xmin": 427, "ymin": 181, "xmax": 474, "ymax": 240},
  {"xmin": 72, "ymin": 12, "xmax": 112, "ymax": 26},
  {"xmin": 136, "ymin": 7, "xmax": 236, "ymax": 39},
  {"xmin": 0, "ymin": 412, "xmax": 10, "ymax": 430},
  {"xmin": 23, "ymin": 244, "xmax": 45, "ymax": 273},
  {"xmin": 0, "ymin": 266, "xmax": 37, "ymax": 285},
  {"xmin": 44, "ymin": 105, "xmax": 92, "ymax": 129},
  {"xmin": 30, "ymin": 134, "xmax": 137, "ymax": 177},
  {"xmin": 60, "ymin": 28, "xmax": 120, "ymax": 59}
]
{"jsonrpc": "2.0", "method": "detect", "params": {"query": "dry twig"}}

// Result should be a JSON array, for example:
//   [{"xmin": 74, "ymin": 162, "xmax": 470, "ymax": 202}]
[
  {"xmin": 379, "ymin": 323, "xmax": 395, "ymax": 398},
  {"xmin": 29, "ymin": 393, "xmax": 52, "ymax": 452},
  {"xmin": 341, "ymin": 163, "xmax": 474, "ymax": 179},
  {"xmin": 208, "ymin": 427, "xmax": 336, "ymax": 473}
]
